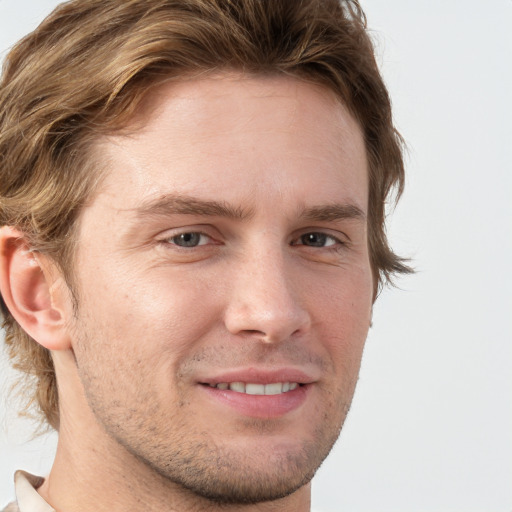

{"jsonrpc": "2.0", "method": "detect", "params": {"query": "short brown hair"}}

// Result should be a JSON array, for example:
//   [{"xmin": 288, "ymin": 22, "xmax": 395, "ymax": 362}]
[{"xmin": 0, "ymin": 0, "xmax": 410, "ymax": 430}]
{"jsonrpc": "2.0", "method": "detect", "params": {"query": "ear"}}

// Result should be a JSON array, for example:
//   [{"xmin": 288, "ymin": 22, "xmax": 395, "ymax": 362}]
[{"xmin": 0, "ymin": 226, "xmax": 72, "ymax": 351}]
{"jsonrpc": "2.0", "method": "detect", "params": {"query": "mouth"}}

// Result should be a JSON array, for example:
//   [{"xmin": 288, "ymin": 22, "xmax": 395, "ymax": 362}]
[
  {"xmin": 204, "ymin": 382, "xmax": 300, "ymax": 395},
  {"xmin": 197, "ymin": 368, "xmax": 314, "ymax": 417},
  {"xmin": 199, "ymin": 377, "xmax": 310, "ymax": 418}
]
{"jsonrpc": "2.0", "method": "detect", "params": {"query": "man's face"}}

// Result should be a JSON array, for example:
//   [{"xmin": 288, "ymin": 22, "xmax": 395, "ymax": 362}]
[{"xmin": 65, "ymin": 74, "xmax": 373, "ymax": 503}]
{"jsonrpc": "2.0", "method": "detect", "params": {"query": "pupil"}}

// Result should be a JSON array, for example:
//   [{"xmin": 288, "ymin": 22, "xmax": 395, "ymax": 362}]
[
  {"xmin": 303, "ymin": 233, "xmax": 326, "ymax": 247},
  {"xmin": 176, "ymin": 233, "xmax": 200, "ymax": 247}
]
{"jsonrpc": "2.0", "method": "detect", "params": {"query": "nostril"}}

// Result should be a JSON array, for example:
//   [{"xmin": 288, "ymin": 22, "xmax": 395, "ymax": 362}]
[{"xmin": 224, "ymin": 297, "xmax": 311, "ymax": 344}]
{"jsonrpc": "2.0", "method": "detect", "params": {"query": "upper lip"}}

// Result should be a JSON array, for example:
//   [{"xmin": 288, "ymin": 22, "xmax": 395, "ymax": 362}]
[{"xmin": 198, "ymin": 367, "xmax": 317, "ymax": 385}]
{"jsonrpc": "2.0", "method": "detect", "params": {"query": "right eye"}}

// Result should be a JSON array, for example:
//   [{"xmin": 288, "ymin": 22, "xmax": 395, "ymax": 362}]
[{"xmin": 165, "ymin": 232, "xmax": 211, "ymax": 248}]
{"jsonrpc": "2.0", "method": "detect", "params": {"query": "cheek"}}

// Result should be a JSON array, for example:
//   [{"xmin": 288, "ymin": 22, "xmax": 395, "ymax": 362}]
[
  {"xmin": 72, "ymin": 266, "xmax": 226, "ymax": 371},
  {"xmin": 313, "ymin": 268, "xmax": 373, "ymax": 374}
]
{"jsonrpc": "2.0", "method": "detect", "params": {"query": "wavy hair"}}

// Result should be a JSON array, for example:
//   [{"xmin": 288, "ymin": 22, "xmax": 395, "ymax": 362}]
[{"xmin": 0, "ymin": 0, "xmax": 410, "ymax": 430}]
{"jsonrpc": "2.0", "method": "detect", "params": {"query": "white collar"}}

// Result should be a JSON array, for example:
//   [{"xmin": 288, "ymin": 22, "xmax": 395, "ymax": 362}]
[{"xmin": 13, "ymin": 471, "xmax": 54, "ymax": 512}]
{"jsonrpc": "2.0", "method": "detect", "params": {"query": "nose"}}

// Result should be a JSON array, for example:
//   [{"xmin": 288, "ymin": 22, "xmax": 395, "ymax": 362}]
[{"xmin": 223, "ymin": 247, "xmax": 311, "ymax": 344}]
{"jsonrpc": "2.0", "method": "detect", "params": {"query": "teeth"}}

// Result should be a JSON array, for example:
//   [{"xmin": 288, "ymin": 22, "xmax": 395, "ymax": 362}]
[
  {"xmin": 246, "ymin": 383, "xmax": 265, "ymax": 395},
  {"xmin": 265, "ymin": 383, "xmax": 283, "ymax": 395},
  {"xmin": 230, "ymin": 382, "xmax": 245, "ymax": 393},
  {"xmin": 211, "ymin": 382, "xmax": 300, "ymax": 395}
]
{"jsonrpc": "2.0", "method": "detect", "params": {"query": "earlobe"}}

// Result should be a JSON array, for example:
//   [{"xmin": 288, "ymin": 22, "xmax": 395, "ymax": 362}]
[{"xmin": 0, "ymin": 226, "xmax": 71, "ymax": 351}]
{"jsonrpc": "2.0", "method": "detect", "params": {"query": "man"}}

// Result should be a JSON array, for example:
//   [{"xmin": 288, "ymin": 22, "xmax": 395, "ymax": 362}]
[{"xmin": 0, "ymin": 0, "xmax": 410, "ymax": 510}]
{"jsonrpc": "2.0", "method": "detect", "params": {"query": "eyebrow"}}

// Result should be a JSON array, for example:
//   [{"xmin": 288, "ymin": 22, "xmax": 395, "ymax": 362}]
[
  {"xmin": 300, "ymin": 203, "xmax": 366, "ymax": 223},
  {"xmin": 133, "ymin": 194, "xmax": 253, "ymax": 220},
  {"xmin": 132, "ymin": 194, "xmax": 366, "ymax": 223}
]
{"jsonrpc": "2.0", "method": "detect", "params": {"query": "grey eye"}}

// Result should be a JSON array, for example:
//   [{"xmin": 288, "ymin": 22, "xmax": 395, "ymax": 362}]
[
  {"xmin": 300, "ymin": 233, "xmax": 335, "ymax": 247},
  {"xmin": 171, "ymin": 232, "xmax": 204, "ymax": 247}
]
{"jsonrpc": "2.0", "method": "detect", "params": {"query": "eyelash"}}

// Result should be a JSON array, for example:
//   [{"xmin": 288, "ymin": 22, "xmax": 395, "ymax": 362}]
[
  {"xmin": 161, "ymin": 231, "xmax": 345, "ymax": 249},
  {"xmin": 164, "ymin": 232, "xmax": 212, "ymax": 248},
  {"xmin": 292, "ymin": 232, "xmax": 343, "ymax": 248}
]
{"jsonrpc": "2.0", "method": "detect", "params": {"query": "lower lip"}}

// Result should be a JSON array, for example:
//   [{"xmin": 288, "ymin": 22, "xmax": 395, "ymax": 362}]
[{"xmin": 200, "ymin": 384, "xmax": 309, "ymax": 418}]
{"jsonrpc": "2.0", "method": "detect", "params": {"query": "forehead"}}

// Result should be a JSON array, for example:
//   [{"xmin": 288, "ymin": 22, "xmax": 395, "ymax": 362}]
[{"xmin": 90, "ymin": 73, "xmax": 368, "ymax": 214}]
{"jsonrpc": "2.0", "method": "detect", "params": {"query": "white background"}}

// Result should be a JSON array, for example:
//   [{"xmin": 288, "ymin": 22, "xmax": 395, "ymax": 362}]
[{"xmin": 1, "ymin": 1, "xmax": 511, "ymax": 511}]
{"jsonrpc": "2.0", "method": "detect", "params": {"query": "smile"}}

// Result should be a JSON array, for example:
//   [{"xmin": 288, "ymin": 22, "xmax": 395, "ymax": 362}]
[{"xmin": 207, "ymin": 382, "xmax": 300, "ymax": 395}]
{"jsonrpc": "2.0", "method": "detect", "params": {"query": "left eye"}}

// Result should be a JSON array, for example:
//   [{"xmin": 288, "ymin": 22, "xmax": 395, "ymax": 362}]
[
  {"xmin": 167, "ymin": 232, "xmax": 210, "ymax": 248},
  {"xmin": 296, "ymin": 232, "xmax": 338, "ymax": 247}
]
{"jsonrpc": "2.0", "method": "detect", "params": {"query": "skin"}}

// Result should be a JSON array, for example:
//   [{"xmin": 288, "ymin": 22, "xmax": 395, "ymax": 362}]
[{"xmin": 2, "ymin": 73, "xmax": 373, "ymax": 511}]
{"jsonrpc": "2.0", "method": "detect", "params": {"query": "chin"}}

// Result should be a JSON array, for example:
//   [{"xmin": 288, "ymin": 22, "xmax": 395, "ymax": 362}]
[
  {"xmin": 135, "ymin": 426, "xmax": 339, "ymax": 506},
  {"xmin": 159, "ymin": 448, "xmax": 318, "ymax": 505}
]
